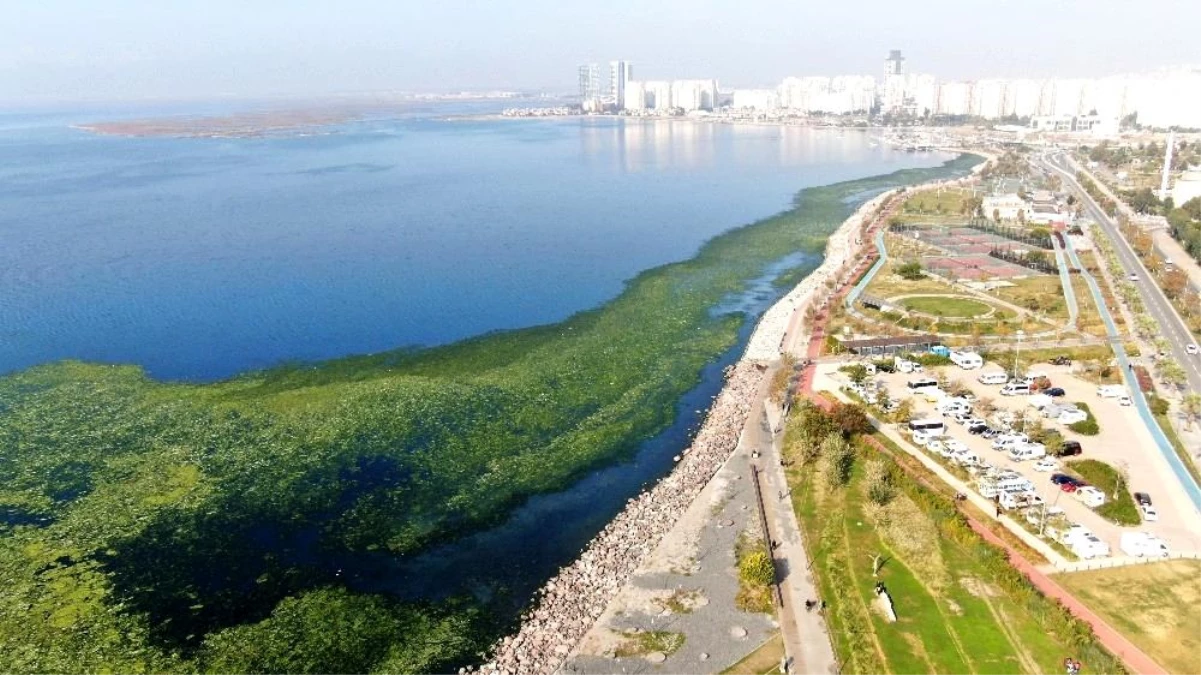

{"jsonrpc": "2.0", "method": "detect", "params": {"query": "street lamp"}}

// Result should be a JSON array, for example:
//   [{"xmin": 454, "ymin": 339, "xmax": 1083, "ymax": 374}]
[{"xmin": 1014, "ymin": 329, "xmax": 1026, "ymax": 380}]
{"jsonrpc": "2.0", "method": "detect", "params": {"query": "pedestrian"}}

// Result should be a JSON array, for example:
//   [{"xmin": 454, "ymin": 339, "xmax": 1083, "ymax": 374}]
[{"xmin": 996, "ymin": 505, "xmax": 1002, "ymax": 518}]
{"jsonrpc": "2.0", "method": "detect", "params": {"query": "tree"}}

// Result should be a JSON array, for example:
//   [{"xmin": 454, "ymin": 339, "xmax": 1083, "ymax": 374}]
[
  {"xmin": 1183, "ymin": 393, "xmax": 1201, "ymax": 430},
  {"xmin": 1135, "ymin": 314, "xmax": 1159, "ymax": 339},
  {"xmin": 1163, "ymin": 268, "xmax": 1189, "ymax": 299},
  {"xmin": 821, "ymin": 433, "xmax": 855, "ymax": 488},
  {"xmin": 831, "ymin": 401, "xmax": 873, "ymax": 436},
  {"xmin": 892, "ymin": 398, "xmax": 914, "ymax": 424},
  {"xmin": 1159, "ymin": 358, "xmax": 1187, "ymax": 391},
  {"xmin": 864, "ymin": 459, "xmax": 895, "ymax": 506},
  {"xmin": 843, "ymin": 364, "xmax": 869, "ymax": 386}
]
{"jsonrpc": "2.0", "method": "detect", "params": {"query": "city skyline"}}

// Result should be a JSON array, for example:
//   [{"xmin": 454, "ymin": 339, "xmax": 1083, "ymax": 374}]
[{"xmin": 3, "ymin": 0, "xmax": 1201, "ymax": 102}]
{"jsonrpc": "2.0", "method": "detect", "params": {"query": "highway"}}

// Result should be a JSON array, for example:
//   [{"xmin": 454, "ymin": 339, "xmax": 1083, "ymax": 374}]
[{"xmin": 1040, "ymin": 151, "xmax": 1201, "ymax": 396}]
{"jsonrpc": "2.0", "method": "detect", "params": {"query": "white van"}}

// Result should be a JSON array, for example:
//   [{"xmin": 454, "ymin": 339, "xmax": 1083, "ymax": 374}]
[
  {"xmin": 1097, "ymin": 385, "xmax": 1125, "ymax": 399},
  {"xmin": 1000, "ymin": 382, "xmax": 1031, "ymax": 396},
  {"xmin": 906, "ymin": 377, "xmax": 939, "ymax": 391},
  {"xmin": 977, "ymin": 372, "xmax": 1009, "ymax": 386},
  {"xmin": 1120, "ymin": 532, "xmax": 1170, "ymax": 558},
  {"xmin": 895, "ymin": 357, "xmax": 921, "ymax": 373},
  {"xmin": 949, "ymin": 351, "xmax": 984, "ymax": 370}
]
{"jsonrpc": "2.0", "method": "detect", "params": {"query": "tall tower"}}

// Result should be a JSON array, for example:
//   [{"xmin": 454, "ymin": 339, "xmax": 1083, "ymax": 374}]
[
  {"xmin": 610, "ymin": 61, "xmax": 633, "ymax": 109},
  {"xmin": 1161, "ymin": 131, "xmax": 1175, "ymax": 198},
  {"xmin": 882, "ymin": 50, "xmax": 906, "ymax": 113},
  {"xmin": 885, "ymin": 50, "xmax": 905, "ymax": 77}
]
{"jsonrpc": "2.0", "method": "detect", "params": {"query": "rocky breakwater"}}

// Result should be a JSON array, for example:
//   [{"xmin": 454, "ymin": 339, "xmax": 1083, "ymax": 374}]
[{"xmin": 475, "ymin": 362, "xmax": 765, "ymax": 675}]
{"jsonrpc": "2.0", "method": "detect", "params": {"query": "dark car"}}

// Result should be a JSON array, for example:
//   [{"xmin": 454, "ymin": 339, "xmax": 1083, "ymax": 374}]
[
  {"xmin": 968, "ymin": 423, "xmax": 989, "ymax": 435},
  {"xmin": 1051, "ymin": 355, "xmax": 1072, "ymax": 366},
  {"xmin": 1046, "ymin": 387, "xmax": 1066, "ymax": 397},
  {"xmin": 1058, "ymin": 440, "xmax": 1083, "ymax": 456},
  {"xmin": 1134, "ymin": 492, "xmax": 1152, "ymax": 506},
  {"xmin": 1050, "ymin": 473, "xmax": 1073, "ymax": 485}
]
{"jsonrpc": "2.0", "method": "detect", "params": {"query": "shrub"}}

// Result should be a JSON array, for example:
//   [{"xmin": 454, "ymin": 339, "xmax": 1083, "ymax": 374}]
[
  {"xmin": 1148, "ymin": 395, "xmax": 1170, "ymax": 416},
  {"xmin": 897, "ymin": 261, "xmax": 924, "ymax": 280},
  {"xmin": 739, "ymin": 550, "xmax": 776, "ymax": 587},
  {"xmin": 1068, "ymin": 402, "xmax": 1100, "ymax": 436}
]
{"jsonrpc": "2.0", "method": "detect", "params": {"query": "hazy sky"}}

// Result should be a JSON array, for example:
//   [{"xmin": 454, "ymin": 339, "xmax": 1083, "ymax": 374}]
[{"xmin": 3, "ymin": 0, "xmax": 1199, "ymax": 102}]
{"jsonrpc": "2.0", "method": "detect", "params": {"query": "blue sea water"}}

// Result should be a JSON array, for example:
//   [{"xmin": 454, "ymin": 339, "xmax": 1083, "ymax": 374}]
[{"xmin": 0, "ymin": 108, "xmax": 947, "ymax": 380}]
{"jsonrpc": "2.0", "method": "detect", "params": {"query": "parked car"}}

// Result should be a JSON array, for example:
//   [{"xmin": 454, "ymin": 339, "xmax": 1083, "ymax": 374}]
[
  {"xmin": 1051, "ymin": 355, "xmax": 1072, "ymax": 366},
  {"xmin": 1045, "ymin": 387, "xmax": 1066, "ymax": 397},
  {"xmin": 1033, "ymin": 457, "xmax": 1059, "ymax": 472},
  {"xmin": 1118, "ymin": 394, "xmax": 1133, "ymax": 407},
  {"xmin": 1049, "ymin": 473, "xmax": 1074, "ymax": 485},
  {"xmin": 1133, "ymin": 492, "xmax": 1152, "ymax": 506},
  {"xmin": 1075, "ymin": 486, "xmax": 1107, "ymax": 508},
  {"xmin": 1188, "ymin": 344, "xmax": 1199, "ymax": 356},
  {"xmin": 1057, "ymin": 440, "xmax": 1083, "ymax": 457},
  {"xmin": 1140, "ymin": 503, "xmax": 1159, "ymax": 522},
  {"xmin": 968, "ymin": 423, "xmax": 990, "ymax": 435}
]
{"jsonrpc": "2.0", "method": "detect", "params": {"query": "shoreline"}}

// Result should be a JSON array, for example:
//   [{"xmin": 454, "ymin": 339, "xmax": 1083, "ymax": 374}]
[{"xmin": 476, "ymin": 152, "xmax": 986, "ymax": 675}]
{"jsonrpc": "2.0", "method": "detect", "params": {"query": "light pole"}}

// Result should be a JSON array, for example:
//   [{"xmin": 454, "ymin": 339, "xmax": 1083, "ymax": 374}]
[{"xmin": 1013, "ymin": 329, "xmax": 1026, "ymax": 381}]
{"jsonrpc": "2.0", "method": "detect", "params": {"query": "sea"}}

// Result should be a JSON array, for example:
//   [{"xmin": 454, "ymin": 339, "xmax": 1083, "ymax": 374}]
[{"xmin": 0, "ymin": 103, "xmax": 950, "ymax": 381}]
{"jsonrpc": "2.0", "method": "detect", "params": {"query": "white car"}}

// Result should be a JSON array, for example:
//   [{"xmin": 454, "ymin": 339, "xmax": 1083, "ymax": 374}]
[
  {"xmin": 1140, "ymin": 503, "xmax": 1159, "ymax": 522},
  {"xmin": 943, "ymin": 438, "xmax": 969, "ymax": 454},
  {"xmin": 1032, "ymin": 457, "xmax": 1059, "ymax": 472},
  {"xmin": 1075, "ymin": 486, "xmax": 1107, "ymax": 508},
  {"xmin": 1129, "ymin": 273, "xmax": 1139, "ymax": 281},
  {"xmin": 1188, "ymin": 344, "xmax": 1200, "ymax": 356},
  {"xmin": 1118, "ymin": 394, "xmax": 1133, "ymax": 407}
]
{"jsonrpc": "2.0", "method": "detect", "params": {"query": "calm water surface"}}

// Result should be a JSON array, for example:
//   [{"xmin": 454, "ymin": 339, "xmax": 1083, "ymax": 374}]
[{"xmin": 0, "ymin": 112, "xmax": 946, "ymax": 380}]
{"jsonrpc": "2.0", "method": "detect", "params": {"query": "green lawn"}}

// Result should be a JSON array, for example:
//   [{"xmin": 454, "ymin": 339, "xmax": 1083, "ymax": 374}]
[
  {"xmin": 900, "ymin": 296, "xmax": 996, "ymax": 318},
  {"xmin": 784, "ymin": 406, "xmax": 1123, "ymax": 674},
  {"xmin": 1065, "ymin": 459, "xmax": 1140, "ymax": 525}
]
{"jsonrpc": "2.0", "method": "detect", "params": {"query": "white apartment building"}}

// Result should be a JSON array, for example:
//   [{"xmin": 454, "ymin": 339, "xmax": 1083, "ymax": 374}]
[
  {"xmin": 624, "ymin": 81, "xmax": 647, "ymax": 111},
  {"xmin": 731, "ymin": 88, "xmax": 779, "ymax": 110},
  {"xmin": 670, "ymin": 80, "xmax": 718, "ymax": 111},
  {"xmin": 935, "ymin": 81, "xmax": 972, "ymax": 115},
  {"xmin": 644, "ymin": 81, "xmax": 674, "ymax": 111}
]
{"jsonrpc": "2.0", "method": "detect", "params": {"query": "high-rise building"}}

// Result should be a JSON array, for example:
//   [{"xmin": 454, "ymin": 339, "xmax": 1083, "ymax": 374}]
[
  {"xmin": 624, "ymin": 81, "xmax": 647, "ymax": 111},
  {"xmin": 610, "ymin": 61, "xmax": 633, "ymax": 109},
  {"xmin": 881, "ymin": 49, "xmax": 907, "ymax": 112},
  {"xmin": 885, "ymin": 50, "xmax": 905, "ymax": 77},
  {"xmin": 578, "ymin": 63, "xmax": 603, "ymax": 109}
]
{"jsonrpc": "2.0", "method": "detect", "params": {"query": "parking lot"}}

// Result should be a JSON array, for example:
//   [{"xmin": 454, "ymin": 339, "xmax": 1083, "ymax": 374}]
[{"xmin": 814, "ymin": 358, "xmax": 1201, "ymax": 563}]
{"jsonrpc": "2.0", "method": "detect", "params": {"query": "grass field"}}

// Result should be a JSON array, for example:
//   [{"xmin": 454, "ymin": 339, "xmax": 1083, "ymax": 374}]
[
  {"xmin": 900, "ymin": 296, "xmax": 995, "ymax": 318},
  {"xmin": 784, "ymin": 411, "xmax": 1122, "ymax": 674},
  {"xmin": 987, "ymin": 276, "xmax": 1070, "ymax": 324},
  {"xmin": 1056, "ymin": 560, "xmax": 1201, "ymax": 675}
]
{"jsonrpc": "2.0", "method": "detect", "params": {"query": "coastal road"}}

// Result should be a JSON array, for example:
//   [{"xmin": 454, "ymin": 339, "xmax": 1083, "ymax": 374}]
[{"xmin": 1041, "ymin": 152, "xmax": 1201, "ymax": 395}]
